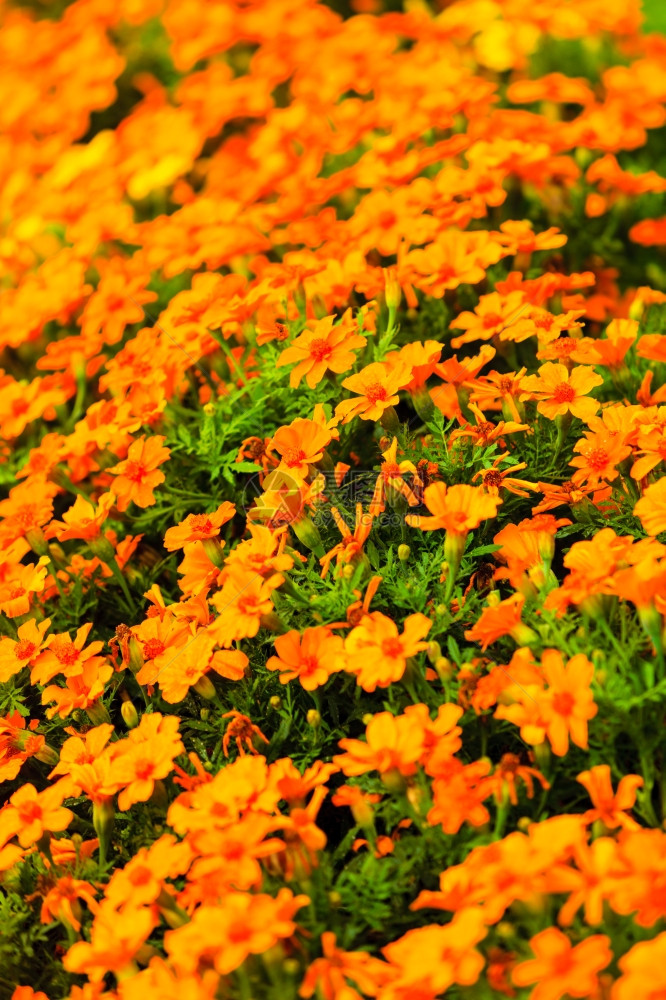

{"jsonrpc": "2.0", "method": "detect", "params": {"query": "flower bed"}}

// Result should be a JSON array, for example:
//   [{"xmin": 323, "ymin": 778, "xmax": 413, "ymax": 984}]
[{"xmin": 2, "ymin": 1, "xmax": 666, "ymax": 998}]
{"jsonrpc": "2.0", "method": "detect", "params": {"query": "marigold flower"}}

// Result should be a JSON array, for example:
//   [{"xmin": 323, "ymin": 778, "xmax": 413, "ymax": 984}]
[
  {"xmin": 335, "ymin": 360, "xmax": 412, "ymax": 423},
  {"xmin": 46, "ymin": 492, "xmax": 116, "ymax": 543},
  {"xmin": 613, "ymin": 933, "xmax": 666, "ymax": 1000},
  {"xmin": 276, "ymin": 311, "xmax": 367, "ymax": 388},
  {"xmin": 577, "ymin": 764, "xmax": 643, "ymax": 831},
  {"xmin": 343, "ymin": 611, "xmax": 431, "ymax": 692},
  {"xmin": 40, "ymin": 875, "xmax": 98, "ymax": 933},
  {"xmin": 222, "ymin": 711, "xmax": 269, "ymax": 758},
  {"xmin": 569, "ymin": 427, "xmax": 632, "ymax": 486},
  {"xmin": 382, "ymin": 908, "xmax": 488, "ymax": 995},
  {"xmin": 511, "ymin": 928, "xmax": 612, "ymax": 1000},
  {"xmin": 0, "ymin": 711, "xmax": 47, "ymax": 782},
  {"xmin": 465, "ymin": 593, "xmax": 537, "ymax": 650},
  {"xmin": 266, "ymin": 626, "xmax": 344, "ymax": 690},
  {"xmin": 520, "ymin": 363, "xmax": 603, "ymax": 421},
  {"xmin": 163, "ymin": 501, "xmax": 236, "ymax": 551},
  {"xmin": 31, "ymin": 622, "xmax": 106, "ymax": 686},
  {"xmin": 334, "ymin": 711, "xmax": 425, "ymax": 779},
  {"xmin": 113, "ymin": 713, "xmax": 185, "ymax": 811},
  {"xmin": 406, "ymin": 482, "xmax": 502, "ymax": 536},
  {"xmin": 299, "ymin": 931, "xmax": 393, "ymax": 999},
  {"xmin": 0, "ymin": 782, "xmax": 73, "ymax": 848},
  {"xmin": 270, "ymin": 418, "xmax": 332, "ymax": 478},
  {"xmin": 0, "ymin": 617, "xmax": 51, "ymax": 683},
  {"xmin": 634, "ymin": 477, "xmax": 666, "ymax": 537},
  {"xmin": 164, "ymin": 889, "xmax": 309, "ymax": 976},
  {"xmin": 107, "ymin": 434, "xmax": 170, "ymax": 512}
]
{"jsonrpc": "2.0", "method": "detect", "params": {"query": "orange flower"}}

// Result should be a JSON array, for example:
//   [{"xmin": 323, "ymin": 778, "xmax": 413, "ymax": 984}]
[
  {"xmin": 569, "ymin": 428, "xmax": 632, "ymax": 486},
  {"xmin": 577, "ymin": 764, "xmax": 643, "ymax": 831},
  {"xmin": 382, "ymin": 909, "xmax": 487, "ymax": 995},
  {"xmin": 31, "ymin": 623, "xmax": 106, "ymax": 686},
  {"xmin": 270, "ymin": 418, "xmax": 332, "ymax": 478},
  {"xmin": 0, "ymin": 617, "xmax": 51, "ymax": 682},
  {"xmin": 406, "ymin": 482, "xmax": 502, "ymax": 535},
  {"xmin": 496, "ymin": 650, "xmax": 598, "ymax": 757},
  {"xmin": 343, "ymin": 611, "xmax": 431, "ymax": 692},
  {"xmin": 107, "ymin": 435, "xmax": 170, "ymax": 512},
  {"xmin": 0, "ymin": 711, "xmax": 47, "ymax": 783},
  {"xmin": 41, "ymin": 658, "xmax": 114, "ymax": 720},
  {"xmin": 613, "ymin": 934, "xmax": 666, "ymax": 1000},
  {"xmin": 407, "ymin": 482, "xmax": 502, "ymax": 597},
  {"xmin": 473, "ymin": 455, "xmax": 537, "ymax": 498},
  {"xmin": 335, "ymin": 360, "xmax": 412, "ymax": 423},
  {"xmin": 40, "ymin": 875, "xmax": 98, "ymax": 933},
  {"xmin": 634, "ymin": 478, "xmax": 666, "ymax": 537},
  {"xmin": 300, "ymin": 932, "xmax": 393, "ymax": 999},
  {"xmin": 0, "ymin": 782, "xmax": 73, "ymax": 848},
  {"xmin": 222, "ymin": 710, "xmax": 269, "ymax": 757},
  {"xmin": 210, "ymin": 568, "xmax": 279, "ymax": 646},
  {"xmin": 163, "ymin": 501, "xmax": 236, "ymax": 551},
  {"xmin": 520, "ymin": 363, "xmax": 603, "ymax": 421},
  {"xmin": 511, "ymin": 929, "xmax": 612, "ymax": 1000},
  {"xmin": 449, "ymin": 290, "xmax": 527, "ymax": 349},
  {"xmin": 164, "ymin": 889, "xmax": 309, "ymax": 977},
  {"xmin": 0, "ymin": 555, "xmax": 50, "ymax": 618},
  {"xmin": 370, "ymin": 437, "xmax": 418, "ymax": 514},
  {"xmin": 276, "ymin": 311, "xmax": 366, "ymax": 388},
  {"xmin": 46, "ymin": 492, "xmax": 116, "ymax": 543},
  {"xmin": 334, "ymin": 711, "xmax": 425, "ymax": 779},
  {"xmin": 266, "ymin": 627, "xmax": 344, "ymax": 690},
  {"xmin": 113, "ymin": 713, "xmax": 185, "ymax": 811}
]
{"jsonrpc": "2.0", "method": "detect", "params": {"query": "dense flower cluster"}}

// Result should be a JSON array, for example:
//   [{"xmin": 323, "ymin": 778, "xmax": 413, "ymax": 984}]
[{"xmin": 2, "ymin": 0, "xmax": 666, "ymax": 997}]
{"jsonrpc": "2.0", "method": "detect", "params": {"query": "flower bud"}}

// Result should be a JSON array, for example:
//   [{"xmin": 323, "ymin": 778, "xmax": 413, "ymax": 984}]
[
  {"xmin": 427, "ymin": 641, "xmax": 441, "ymax": 664},
  {"xmin": 121, "ymin": 700, "xmax": 139, "ymax": 729},
  {"xmin": 25, "ymin": 527, "xmax": 49, "ymax": 556},
  {"xmin": 381, "ymin": 768, "xmax": 407, "ymax": 794},
  {"xmin": 193, "ymin": 675, "xmax": 217, "ymax": 700},
  {"xmin": 435, "ymin": 656, "xmax": 454, "ymax": 682},
  {"xmin": 292, "ymin": 515, "xmax": 325, "ymax": 557},
  {"xmin": 202, "ymin": 536, "xmax": 226, "ymax": 569},
  {"xmin": 93, "ymin": 797, "xmax": 114, "ymax": 865},
  {"xmin": 384, "ymin": 268, "xmax": 402, "ymax": 314},
  {"xmin": 88, "ymin": 535, "xmax": 116, "ymax": 563},
  {"xmin": 306, "ymin": 709, "xmax": 321, "ymax": 729},
  {"xmin": 35, "ymin": 743, "xmax": 59, "ymax": 767},
  {"xmin": 397, "ymin": 544, "xmax": 411, "ymax": 562},
  {"xmin": 269, "ymin": 695, "xmax": 282, "ymax": 710},
  {"xmin": 86, "ymin": 701, "xmax": 111, "ymax": 726}
]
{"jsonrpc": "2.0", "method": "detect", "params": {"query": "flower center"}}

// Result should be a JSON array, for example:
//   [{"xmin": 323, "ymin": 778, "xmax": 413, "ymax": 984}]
[
  {"xmin": 142, "ymin": 638, "xmax": 165, "ymax": 660},
  {"xmin": 550, "ymin": 338, "xmax": 576, "ymax": 356},
  {"xmin": 498, "ymin": 378, "xmax": 514, "ymax": 393},
  {"xmin": 15, "ymin": 639, "xmax": 37, "ymax": 661},
  {"xmin": 381, "ymin": 638, "xmax": 404, "ymax": 659},
  {"xmin": 9, "ymin": 587, "xmax": 26, "ymax": 600},
  {"xmin": 552, "ymin": 383, "xmax": 576, "ymax": 403},
  {"xmin": 134, "ymin": 759, "xmax": 155, "ymax": 780},
  {"xmin": 483, "ymin": 470, "xmax": 503, "ymax": 488},
  {"xmin": 308, "ymin": 338, "xmax": 334, "ymax": 362},
  {"xmin": 189, "ymin": 515, "xmax": 214, "ymax": 534},
  {"xmin": 552, "ymin": 692, "xmax": 575, "ymax": 716},
  {"xmin": 534, "ymin": 314, "xmax": 554, "ymax": 330},
  {"xmin": 53, "ymin": 641, "xmax": 80, "ymax": 667},
  {"xmin": 364, "ymin": 382, "xmax": 388, "ymax": 404},
  {"xmin": 587, "ymin": 448, "xmax": 609, "ymax": 470},
  {"xmin": 283, "ymin": 448, "xmax": 307, "ymax": 467},
  {"xmin": 483, "ymin": 312, "xmax": 503, "ymax": 329},
  {"xmin": 123, "ymin": 461, "xmax": 147, "ymax": 483},
  {"xmin": 18, "ymin": 801, "xmax": 42, "ymax": 823}
]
